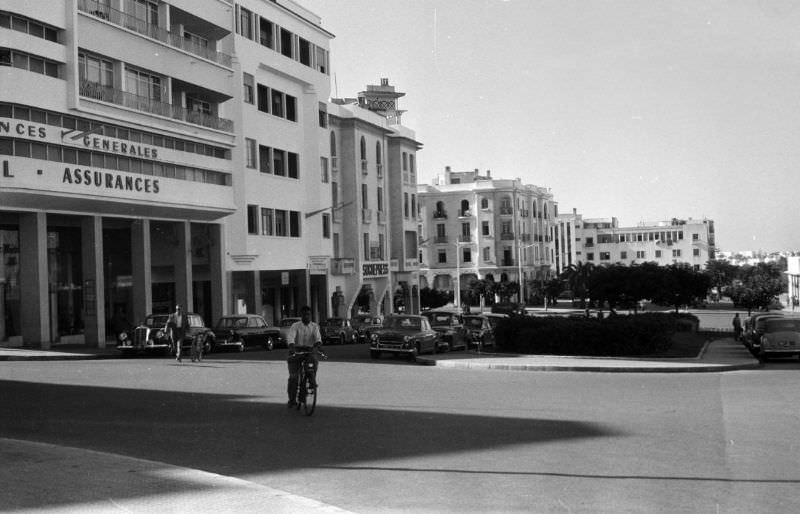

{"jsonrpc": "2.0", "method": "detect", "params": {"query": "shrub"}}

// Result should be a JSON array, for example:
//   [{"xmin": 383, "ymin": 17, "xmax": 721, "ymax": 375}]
[{"xmin": 495, "ymin": 313, "xmax": 678, "ymax": 356}]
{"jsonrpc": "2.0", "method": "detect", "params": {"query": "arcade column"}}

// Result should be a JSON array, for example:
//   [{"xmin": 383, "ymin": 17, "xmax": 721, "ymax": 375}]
[
  {"xmin": 131, "ymin": 219, "xmax": 152, "ymax": 325},
  {"xmin": 19, "ymin": 212, "xmax": 50, "ymax": 348},
  {"xmin": 81, "ymin": 216, "xmax": 105, "ymax": 347}
]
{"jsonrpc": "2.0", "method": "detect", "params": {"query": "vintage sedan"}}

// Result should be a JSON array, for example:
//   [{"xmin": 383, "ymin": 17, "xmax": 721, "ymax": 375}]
[
  {"xmin": 743, "ymin": 313, "xmax": 784, "ymax": 353},
  {"xmin": 369, "ymin": 315, "xmax": 439, "ymax": 360},
  {"xmin": 351, "ymin": 313, "xmax": 383, "ymax": 343},
  {"xmin": 118, "ymin": 313, "xmax": 210, "ymax": 356},
  {"xmin": 751, "ymin": 317, "xmax": 800, "ymax": 360},
  {"xmin": 277, "ymin": 317, "xmax": 302, "ymax": 348},
  {"xmin": 320, "ymin": 318, "xmax": 358, "ymax": 345},
  {"xmin": 209, "ymin": 314, "xmax": 281, "ymax": 352},
  {"xmin": 462, "ymin": 314, "xmax": 496, "ymax": 349},
  {"xmin": 421, "ymin": 309, "xmax": 469, "ymax": 352}
]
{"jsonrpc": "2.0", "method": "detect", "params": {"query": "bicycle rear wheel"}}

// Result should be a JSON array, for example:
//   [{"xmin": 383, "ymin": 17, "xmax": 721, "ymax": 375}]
[{"xmin": 303, "ymin": 375, "xmax": 317, "ymax": 416}]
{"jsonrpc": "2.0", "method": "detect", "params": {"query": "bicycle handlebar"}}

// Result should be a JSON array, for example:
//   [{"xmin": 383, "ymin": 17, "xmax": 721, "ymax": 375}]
[{"xmin": 292, "ymin": 349, "xmax": 328, "ymax": 359}]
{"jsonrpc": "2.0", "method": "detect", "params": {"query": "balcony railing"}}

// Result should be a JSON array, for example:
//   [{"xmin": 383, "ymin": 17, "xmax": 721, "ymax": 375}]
[
  {"xmin": 331, "ymin": 157, "xmax": 339, "ymax": 173},
  {"xmin": 432, "ymin": 211, "xmax": 447, "ymax": 219},
  {"xmin": 458, "ymin": 234, "xmax": 472, "ymax": 243},
  {"xmin": 520, "ymin": 209, "xmax": 530, "ymax": 217},
  {"xmin": 376, "ymin": 163, "xmax": 383, "ymax": 178},
  {"xmin": 78, "ymin": 0, "xmax": 233, "ymax": 68},
  {"xmin": 501, "ymin": 259, "xmax": 515, "ymax": 266},
  {"xmin": 458, "ymin": 210, "xmax": 473, "ymax": 218},
  {"xmin": 500, "ymin": 207, "xmax": 513, "ymax": 215},
  {"xmin": 362, "ymin": 208, "xmax": 372, "ymax": 223},
  {"xmin": 361, "ymin": 160, "xmax": 368, "ymax": 174},
  {"xmin": 500, "ymin": 232, "xmax": 515, "ymax": 240},
  {"xmin": 434, "ymin": 236, "xmax": 449, "ymax": 244},
  {"xmin": 377, "ymin": 211, "xmax": 386, "ymax": 224},
  {"xmin": 79, "ymin": 80, "xmax": 234, "ymax": 132}
]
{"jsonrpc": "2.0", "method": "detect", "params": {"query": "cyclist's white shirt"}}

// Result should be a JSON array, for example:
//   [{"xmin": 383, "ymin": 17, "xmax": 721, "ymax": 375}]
[{"xmin": 288, "ymin": 321, "xmax": 321, "ymax": 348}]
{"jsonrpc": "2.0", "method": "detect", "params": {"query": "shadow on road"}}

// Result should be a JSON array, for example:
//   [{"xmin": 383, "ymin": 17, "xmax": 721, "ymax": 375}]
[{"xmin": 0, "ymin": 378, "xmax": 616, "ymax": 511}]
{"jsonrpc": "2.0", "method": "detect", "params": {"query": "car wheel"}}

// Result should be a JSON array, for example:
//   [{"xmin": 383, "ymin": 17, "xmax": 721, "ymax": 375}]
[
  {"xmin": 370, "ymin": 350, "xmax": 380, "ymax": 359},
  {"xmin": 264, "ymin": 336, "xmax": 275, "ymax": 351}
]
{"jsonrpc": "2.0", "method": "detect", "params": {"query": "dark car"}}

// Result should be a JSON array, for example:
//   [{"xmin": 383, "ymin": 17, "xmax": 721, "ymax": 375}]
[
  {"xmin": 752, "ymin": 317, "xmax": 800, "ymax": 360},
  {"xmin": 743, "ymin": 313, "xmax": 784, "ymax": 353},
  {"xmin": 369, "ymin": 315, "xmax": 439, "ymax": 360},
  {"xmin": 118, "ymin": 313, "xmax": 210, "ymax": 356},
  {"xmin": 319, "ymin": 318, "xmax": 358, "ymax": 345},
  {"xmin": 209, "ymin": 314, "xmax": 281, "ymax": 352},
  {"xmin": 462, "ymin": 314, "xmax": 496, "ymax": 349},
  {"xmin": 351, "ymin": 313, "xmax": 383, "ymax": 343},
  {"xmin": 421, "ymin": 309, "xmax": 469, "ymax": 352},
  {"xmin": 277, "ymin": 317, "xmax": 302, "ymax": 348}
]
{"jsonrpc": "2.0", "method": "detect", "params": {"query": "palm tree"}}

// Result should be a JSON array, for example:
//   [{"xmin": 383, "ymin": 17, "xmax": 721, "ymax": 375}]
[{"xmin": 560, "ymin": 261, "xmax": 595, "ymax": 308}]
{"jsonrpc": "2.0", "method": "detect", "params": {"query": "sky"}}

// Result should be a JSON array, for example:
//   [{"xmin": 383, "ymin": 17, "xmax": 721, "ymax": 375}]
[{"xmin": 300, "ymin": 0, "xmax": 800, "ymax": 253}]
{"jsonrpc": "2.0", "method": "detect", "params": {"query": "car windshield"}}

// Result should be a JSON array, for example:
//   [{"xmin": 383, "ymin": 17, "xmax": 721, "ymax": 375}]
[
  {"xmin": 187, "ymin": 315, "xmax": 204, "ymax": 328},
  {"xmin": 218, "ymin": 317, "xmax": 246, "ymax": 329},
  {"xmin": 427, "ymin": 313, "xmax": 454, "ymax": 325},
  {"xmin": 145, "ymin": 315, "xmax": 168, "ymax": 327},
  {"xmin": 465, "ymin": 317, "xmax": 484, "ymax": 328},
  {"xmin": 385, "ymin": 317, "xmax": 421, "ymax": 330},
  {"xmin": 766, "ymin": 319, "xmax": 800, "ymax": 332}
]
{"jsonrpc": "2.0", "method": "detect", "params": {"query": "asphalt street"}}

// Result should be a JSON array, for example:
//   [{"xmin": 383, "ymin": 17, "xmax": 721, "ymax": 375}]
[{"xmin": 1, "ymin": 343, "xmax": 799, "ymax": 513}]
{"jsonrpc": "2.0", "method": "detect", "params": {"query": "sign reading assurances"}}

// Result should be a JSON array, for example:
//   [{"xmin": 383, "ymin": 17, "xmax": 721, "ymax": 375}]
[{"xmin": 362, "ymin": 261, "xmax": 389, "ymax": 278}]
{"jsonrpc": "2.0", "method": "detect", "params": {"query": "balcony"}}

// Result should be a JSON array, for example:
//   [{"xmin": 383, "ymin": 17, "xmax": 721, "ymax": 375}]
[
  {"xmin": 501, "ymin": 259, "xmax": 515, "ymax": 266},
  {"xmin": 377, "ymin": 211, "xmax": 386, "ymax": 224},
  {"xmin": 331, "ymin": 157, "xmax": 339, "ymax": 173},
  {"xmin": 79, "ymin": 80, "xmax": 234, "ymax": 132},
  {"xmin": 500, "ymin": 207, "xmax": 513, "ymax": 216},
  {"xmin": 458, "ymin": 234, "xmax": 472, "ymax": 243},
  {"xmin": 361, "ymin": 160, "xmax": 368, "ymax": 175},
  {"xmin": 432, "ymin": 211, "xmax": 448, "ymax": 219},
  {"xmin": 434, "ymin": 236, "xmax": 449, "ymax": 244},
  {"xmin": 458, "ymin": 209, "xmax": 473, "ymax": 218},
  {"xmin": 520, "ymin": 209, "xmax": 530, "ymax": 218},
  {"xmin": 78, "ymin": 0, "xmax": 232, "ymax": 68},
  {"xmin": 376, "ymin": 163, "xmax": 383, "ymax": 178},
  {"xmin": 520, "ymin": 234, "xmax": 531, "ymax": 242},
  {"xmin": 500, "ymin": 232, "xmax": 515, "ymax": 240},
  {"xmin": 362, "ymin": 208, "xmax": 372, "ymax": 223}
]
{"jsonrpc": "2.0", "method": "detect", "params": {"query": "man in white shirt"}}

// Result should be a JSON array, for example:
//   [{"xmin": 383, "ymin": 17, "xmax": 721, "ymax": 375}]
[{"xmin": 286, "ymin": 305, "xmax": 322, "ymax": 408}]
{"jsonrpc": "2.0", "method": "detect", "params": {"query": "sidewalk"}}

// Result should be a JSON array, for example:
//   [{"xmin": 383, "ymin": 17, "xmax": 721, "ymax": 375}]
[{"xmin": 416, "ymin": 336, "xmax": 761, "ymax": 372}]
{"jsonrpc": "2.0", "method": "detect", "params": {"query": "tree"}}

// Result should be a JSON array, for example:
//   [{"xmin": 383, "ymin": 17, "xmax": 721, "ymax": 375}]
[
  {"xmin": 728, "ymin": 262, "xmax": 785, "ymax": 314},
  {"xmin": 494, "ymin": 280, "xmax": 519, "ymax": 303},
  {"xmin": 467, "ymin": 278, "xmax": 496, "ymax": 306},
  {"xmin": 650, "ymin": 263, "xmax": 710, "ymax": 313},
  {"xmin": 703, "ymin": 260, "xmax": 738, "ymax": 298},
  {"xmin": 419, "ymin": 287, "xmax": 450, "ymax": 310},
  {"xmin": 559, "ymin": 261, "xmax": 595, "ymax": 308}
]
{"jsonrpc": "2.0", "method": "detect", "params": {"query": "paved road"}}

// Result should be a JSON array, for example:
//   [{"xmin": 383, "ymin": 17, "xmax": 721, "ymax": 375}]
[{"xmin": 2, "ymin": 344, "xmax": 799, "ymax": 513}]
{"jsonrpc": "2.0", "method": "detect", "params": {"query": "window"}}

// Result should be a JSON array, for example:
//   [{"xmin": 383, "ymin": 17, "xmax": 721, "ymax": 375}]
[
  {"xmin": 289, "ymin": 211, "xmax": 300, "ymax": 237},
  {"xmin": 482, "ymin": 221, "xmax": 490, "ymax": 236},
  {"xmin": 672, "ymin": 249, "xmax": 682, "ymax": 258},
  {"xmin": 285, "ymin": 94, "xmax": 296, "ymax": 121},
  {"xmin": 362, "ymin": 184, "xmax": 369, "ymax": 209},
  {"xmin": 481, "ymin": 197, "xmax": 489, "ymax": 209},
  {"xmin": 411, "ymin": 194, "xmax": 416, "ymax": 217},
  {"xmin": 320, "ymin": 157, "xmax": 329, "ymax": 183},
  {"xmin": 247, "ymin": 205, "xmax": 259, "ymax": 234},
  {"xmin": 483, "ymin": 247, "xmax": 490, "ymax": 262},
  {"xmin": 436, "ymin": 224, "xmax": 446, "ymax": 237},
  {"xmin": 586, "ymin": 253, "xmax": 594, "ymax": 261},
  {"xmin": 273, "ymin": 149, "xmax": 284, "ymax": 176},
  {"xmin": 409, "ymin": 154, "xmax": 416, "ymax": 181},
  {"xmin": 243, "ymin": 73, "xmax": 254, "ymax": 104},
  {"xmin": 463, "ymin": 248, "xmax": 472, "ymax": 263},
  {"xmin": 438, "ymin": 250, "xmax": 447, "ymax": 264},
  {"xmin": 261, "ymin": 208, "xmax": 273, "ymax": 235},
  {"xmin": 257, "ymin": 84, "xmax": 269, "ymax": 113},
  {"xmin": 693, "ymin": 248, "xmax": 700, "ymax": 257},
  {"xmin": 126, "ymin": 66, "xmax": 163, "ymax": 101},
  {"xmin": 319, "ymin": 108, "xmax": 328, "ymax": 128},
  {"xmin": 78, "ymin": 52, "xmax": 112, "ymax": 86},
  {"xmin": 315, "ymin": 46, "xmax": 328, "ymax": 74},
  {"xmin": 275, "ymin": 210, "xmax": 287, "ymax": 236},
  {"xmin": 377, "ymin": 186, "xmax": 384, "ymax": 211},
  {"xmin": 322, "ymin": 213, "xmax": 331, "ymax": 238},
  {"xmin": 244, "ymin": 138, "xmax": 256, "ymax": 168},
  {"xmin": 402, "ymin": 152, "xmax": 408, "ymax": 171},
  {"xmin": 271, "ymin": 89, "xmax": 284, "ymax": 118},
  {"xmin": 299, "ymin": 37, "xmax": 311, "ymax": 66},
  {"xmin": 600, "ymin": 252, "xmax": 611, "ymax": 260},
  {"xmin": 287, "ymin": 152, "xmax": 298, "ymax": 179},
  {"xmin": 620, "ymin": 251, "xmax": 627, "ymax": 259},
  {"xmin": 280, "ymin": 28, "xmax": 293, "ymax": 58},
  {"xmin": 259, "ymin": 17, "xmax": 274, "ymax": 48},
  {"xmin": 238, "ymin": 6, "xmax": 253, "ymax": 39},
  {"xmin": 655, "ymin": 250, "xmax": 662, "ymax": 258},
  {"xmin": 1, "ymin": 13, "xmax": 59, "ymax": 42},
  {"xmin": 360, "ymin": 136, "xmax": 367, "ymax": 160},
  {"xmin": 364, "ymin": 233, "xmax": 370, "ymax": 260},
  {"xmin": 258, "ymin": 145, "xmax": 270, "ymax": 173},
  {"xmin": 130, "ymin": 0, "xmax": 158, "ymax": 26},
  {"xmin": 692, "ymin": 233, "xmax": 699, "ymax": 241}
]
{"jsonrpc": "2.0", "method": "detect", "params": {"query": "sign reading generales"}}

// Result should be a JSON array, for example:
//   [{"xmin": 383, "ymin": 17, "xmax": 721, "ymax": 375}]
[{"xmin": 362, "ymin": 262, "xmax": 389, "ymax": 278}]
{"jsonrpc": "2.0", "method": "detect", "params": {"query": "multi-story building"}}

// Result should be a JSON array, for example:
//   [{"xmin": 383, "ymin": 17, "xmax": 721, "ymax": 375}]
[
  {"xmin": 0, "ymin": 0, "xmax": 341, "ymax": 347},
  {"xmin": 554, "ymin": 212, "xmax": 716, "ymax": 274},
  {"xmin": 327, "ymin": 79, "xmax": 422, "ymax": 317},
  {"xmin": 417, "ymin": 168, "xmax": 557, "ymax": 305}
]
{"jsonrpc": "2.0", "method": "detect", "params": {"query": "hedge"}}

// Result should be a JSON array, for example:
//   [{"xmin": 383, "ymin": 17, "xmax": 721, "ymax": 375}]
[{"xmin": 494, "ymin": 313, "xmax": 696, "ymax": 356}]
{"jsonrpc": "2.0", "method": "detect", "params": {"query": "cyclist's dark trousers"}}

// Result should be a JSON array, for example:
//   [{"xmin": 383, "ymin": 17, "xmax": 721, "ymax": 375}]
[{"xmin": 287, "ymin": 353, "xmax": 318, "ymax": 402}]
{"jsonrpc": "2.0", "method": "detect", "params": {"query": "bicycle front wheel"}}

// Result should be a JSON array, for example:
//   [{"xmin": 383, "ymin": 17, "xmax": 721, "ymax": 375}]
[{"xmin": 303, "ymin": 375, "xmax": 317, "ymax": 416}]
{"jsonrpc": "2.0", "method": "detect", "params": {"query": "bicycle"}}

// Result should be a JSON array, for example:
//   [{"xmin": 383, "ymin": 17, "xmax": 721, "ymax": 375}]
[{"xmin": 292, "ymin": 348, "xmax": 327, "ymax": 416}]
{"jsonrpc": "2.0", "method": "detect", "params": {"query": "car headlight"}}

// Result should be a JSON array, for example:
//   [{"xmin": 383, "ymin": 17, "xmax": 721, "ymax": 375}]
[
  {"xmin": 371, "ymin": 333, "xmax": 379, "ymax": 342},
  {"xmin": 156, "ymin": 330, "xmax": 165, "ymax": 338},
  {"xmin": 403, "ymin": 335, "xmax": 411, "ymax": 343},
  {"xmin": 118, "ymin": 332, "xmax": 128, "ymax": 342}
]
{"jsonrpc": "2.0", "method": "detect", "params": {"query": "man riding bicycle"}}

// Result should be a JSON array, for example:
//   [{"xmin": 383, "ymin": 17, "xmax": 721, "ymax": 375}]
[{"xmin": 286, "ymin": 305, "xmax": 322, "ymax": 408}]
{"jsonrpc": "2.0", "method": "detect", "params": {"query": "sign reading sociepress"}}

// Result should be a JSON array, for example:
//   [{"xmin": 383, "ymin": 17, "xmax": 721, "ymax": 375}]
[{"xmin": 362, "ymin": 262, "xmax": 389, "ymax": 278}]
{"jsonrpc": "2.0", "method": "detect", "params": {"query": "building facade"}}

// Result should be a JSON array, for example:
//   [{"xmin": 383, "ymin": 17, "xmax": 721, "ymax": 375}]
[
  {"xmin": 417, "ymin": 168, "xmax": 557, "ymax": 306},
  {"xmin": 554, "ymin": 212, "xmax": 716, "ymax": 274}
]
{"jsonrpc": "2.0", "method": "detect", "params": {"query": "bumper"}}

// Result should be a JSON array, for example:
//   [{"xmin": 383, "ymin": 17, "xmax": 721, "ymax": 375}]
[
  {"xmin": 214, "ymin": 338, "xmax": 243, "ymax": 350},
  {"xmin": 370, "ymin": 342, "xmax": 415, "ymax": 354},
  {"xmin": 117, "ymin": 341, "xmax": 170, "ymax": 351}
]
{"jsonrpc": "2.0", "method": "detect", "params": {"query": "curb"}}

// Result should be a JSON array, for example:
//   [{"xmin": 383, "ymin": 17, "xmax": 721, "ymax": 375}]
[{"xmin": 422, "ymin": 359, "xmax": 761, "ymax": 373}]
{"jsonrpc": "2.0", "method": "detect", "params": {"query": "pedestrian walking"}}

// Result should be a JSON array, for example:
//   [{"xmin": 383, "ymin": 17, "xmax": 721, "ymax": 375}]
[
  {"xmin": 732, "ymin": 313, "xmax": 742, "ymax": 341},
  {"xmin": 166, "ymin": 305, "xmax": 188, "ymax": 363}
]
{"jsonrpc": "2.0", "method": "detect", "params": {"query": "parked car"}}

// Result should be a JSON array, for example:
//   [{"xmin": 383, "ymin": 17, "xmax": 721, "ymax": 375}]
[
  {"xmin": 320, "ymin": 317, "xmax": 358, "ymax": 345},
  {"xmin": 462, "ymin": 314, "xmax": 496, "ymax": 349},
  {"xmin": 751, "ymin": 317, "xmax": 800, "ymax": 360},
  {"xmin": 277, "ymin": 317, "xmax": 302, "ymax": 348},
  {"xmin": 369, "ymin": 315, "xmax": 439, "ymax": 359},
  {"xmin": 421, "ymin": 309, "xmax": 469, "ymax": 352},
  {"xmin": 490, "ymin": 302, "xmax": 527, "ymax": 316},
  {"xmin": 351, "ymin": 313, "xmax": 382, "ymax": 343},
  {"xmin": 743, "ymin": 313, "xmax": 784, "ymax": 353},
  {"xmin": 118, "ymin": 313, "xmax": 211, "ymax": 356},
  {"xmin": 209, "ymin": 314, "xmax": 281, "ymax": 352}
]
